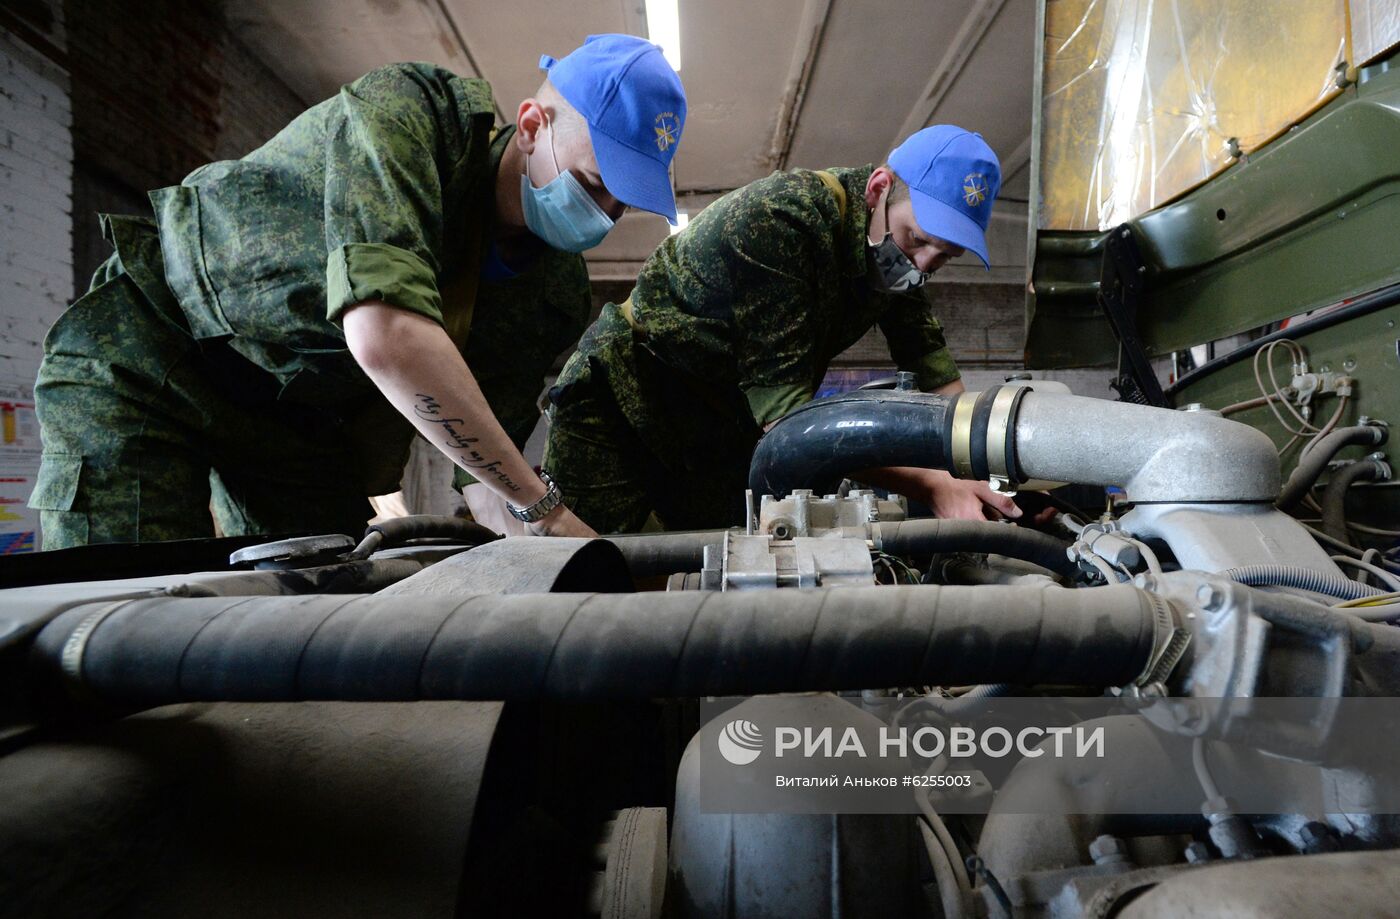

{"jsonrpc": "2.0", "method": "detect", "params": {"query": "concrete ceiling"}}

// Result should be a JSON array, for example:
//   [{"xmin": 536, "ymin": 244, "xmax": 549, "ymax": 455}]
[{"xmin": 225, "ymin": 0, "xmax": 1034, "ymax": 284}]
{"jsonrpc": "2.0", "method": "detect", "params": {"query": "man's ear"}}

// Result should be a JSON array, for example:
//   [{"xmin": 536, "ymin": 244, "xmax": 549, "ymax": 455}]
[
  {"xmin": 516, "ymin": 98, "xmax": 546, "ymax": 154},
  {"xmin": 864, "ymin": 166, "xmax": 893, "ymax": 210}
]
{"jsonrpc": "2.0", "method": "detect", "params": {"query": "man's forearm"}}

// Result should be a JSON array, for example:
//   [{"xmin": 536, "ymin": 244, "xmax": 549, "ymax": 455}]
[{"xmin": 343, "ymin": 302, "xmax": 547, "ymax": 506}]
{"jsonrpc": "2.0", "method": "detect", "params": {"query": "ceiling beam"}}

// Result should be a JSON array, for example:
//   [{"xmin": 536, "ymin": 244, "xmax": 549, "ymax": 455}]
[
  {"xmin": 426, "ymin": 0, "xmax": 506, "ymax": 123},
  {"xmin": 765, "ymin": 0, "xmax": 834, "ymax": 171},
  {"xmin": 889, "ymin": 0, "xmax": 1007, "ymax": 152},
  {"xmin": 1001, "ymin": 132, "xmax": 1034, "ymax": 182}
]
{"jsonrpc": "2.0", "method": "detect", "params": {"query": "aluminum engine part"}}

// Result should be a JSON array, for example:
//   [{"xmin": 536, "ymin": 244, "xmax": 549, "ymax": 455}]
[
  {"xmin": 702, "ymin": 530, "xmax": 875, "ymax": 590},
  {"xmin": 1121, "ymin": 502, "xmax": 1339, "ymax": 572},
  {"xmin": 758, "ymin": 488, "xmax": 907, "ymax": 539},
  {"xmin": 1007, "ymin": 391, "xmax": 1282, "ymax": 502}
]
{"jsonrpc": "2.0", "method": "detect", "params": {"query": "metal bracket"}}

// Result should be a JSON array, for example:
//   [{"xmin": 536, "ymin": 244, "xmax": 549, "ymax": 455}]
[{"xmin": 1099, "ymin": 225, "xmax": 1168, "ymax": 407}]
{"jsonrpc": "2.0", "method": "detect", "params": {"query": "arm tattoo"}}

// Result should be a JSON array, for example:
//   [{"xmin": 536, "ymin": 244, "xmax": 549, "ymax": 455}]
[{"xmin": 413, "ymin": 392, "xmax": 523, "ymax": 493}]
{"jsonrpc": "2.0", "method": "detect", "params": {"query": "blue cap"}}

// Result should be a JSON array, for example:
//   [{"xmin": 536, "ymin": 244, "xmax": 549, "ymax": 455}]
[
  {"xmin": 540, "ymin": 34, "xmax": 686, "ymax": 223},
  {"xmin": 888, "ymin": 125, "xmax": 1001, "ymax": 269}
]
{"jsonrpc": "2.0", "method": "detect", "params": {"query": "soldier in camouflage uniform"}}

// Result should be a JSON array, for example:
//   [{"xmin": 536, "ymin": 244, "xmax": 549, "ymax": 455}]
[
  {"xmin": 544, "ymin": 125, "xmax": 1021, "ymax": 534},
  {"xmin": 32, "ymin": 35, "xmax": 687, "ymax": 548}
]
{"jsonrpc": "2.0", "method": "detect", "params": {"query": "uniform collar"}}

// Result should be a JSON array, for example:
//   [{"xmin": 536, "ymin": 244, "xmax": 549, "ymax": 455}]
[{"xmin": 825, "ymin": 164, "xmax": 875, "ymax": 279}]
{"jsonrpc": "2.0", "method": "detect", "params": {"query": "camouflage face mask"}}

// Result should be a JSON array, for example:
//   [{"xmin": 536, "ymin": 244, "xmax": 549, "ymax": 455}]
[{"xmin": 866, "ymin": 191, "xmax": 926, "ymax": 293}]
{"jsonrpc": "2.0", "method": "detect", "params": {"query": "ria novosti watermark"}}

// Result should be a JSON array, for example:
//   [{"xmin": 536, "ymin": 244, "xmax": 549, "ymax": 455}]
[
  {"xmin": 719, "ymin": 719, "xmax": 1105, "ymax": 765},
  {"xmin": 696, "ymin": 695, "xmax": 1400, "ymax": 815}
]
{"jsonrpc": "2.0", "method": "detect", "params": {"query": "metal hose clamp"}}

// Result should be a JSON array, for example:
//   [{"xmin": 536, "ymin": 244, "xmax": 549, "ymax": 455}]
[
  {"xmin": 59, "ymin": 600, "xmax": 131, "ymax": 699},
  {"xmin": 949, "ymin": 391, "xmax": 980, "ymax": 478}
]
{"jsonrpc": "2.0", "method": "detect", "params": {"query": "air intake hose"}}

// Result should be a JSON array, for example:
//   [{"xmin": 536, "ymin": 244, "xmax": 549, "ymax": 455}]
[
  {"xmin": 34, "ymin": 584, "xmax": 1163, "ymax": 710},
  {"xmin": 750, "ymin": 387, "xmax": 1281, "ymax": 504}
]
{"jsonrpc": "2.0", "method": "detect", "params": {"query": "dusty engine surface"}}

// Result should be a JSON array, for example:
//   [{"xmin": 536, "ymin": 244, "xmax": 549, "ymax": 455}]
[{"xmin": 3, "ymin": 382, "xmax": 1399, "ymax": 919}]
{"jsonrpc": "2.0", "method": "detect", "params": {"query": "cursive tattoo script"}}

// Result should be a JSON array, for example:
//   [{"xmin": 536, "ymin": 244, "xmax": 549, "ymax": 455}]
[{"xmin": 412, "ymin": 392, "xmax": 522, "ymax": 492}]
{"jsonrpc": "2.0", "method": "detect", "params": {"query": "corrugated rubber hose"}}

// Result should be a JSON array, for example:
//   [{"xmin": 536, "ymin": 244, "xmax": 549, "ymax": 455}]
[{"xmin": 33, "ymin": 584, "xmax": 1163, "ymax": 711}]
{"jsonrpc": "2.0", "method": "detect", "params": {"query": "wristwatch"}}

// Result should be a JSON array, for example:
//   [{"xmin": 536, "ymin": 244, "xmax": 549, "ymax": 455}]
[{"xmin": 507, "ymin": 470, "xmax": 563, "ymax": 523}]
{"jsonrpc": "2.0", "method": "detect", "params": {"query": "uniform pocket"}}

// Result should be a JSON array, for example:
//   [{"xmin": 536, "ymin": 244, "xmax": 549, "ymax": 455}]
[{"xmin": 30, "ymin": 453, "xmax": 83, "ymax": 511}]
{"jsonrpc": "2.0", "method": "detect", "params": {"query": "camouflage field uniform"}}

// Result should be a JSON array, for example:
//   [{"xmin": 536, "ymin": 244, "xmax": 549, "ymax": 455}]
[
  {"xmin": 32, "ymin": 64, "xmax": 590, "ymax": 548},
  {"xmin": 543, "ymin": 165, "xmax": 960, "ymax": 534}
]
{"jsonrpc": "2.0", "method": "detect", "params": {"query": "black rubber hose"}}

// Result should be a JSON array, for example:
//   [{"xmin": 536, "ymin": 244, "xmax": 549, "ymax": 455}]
[
  {"xmin": 604, "ymin": 530, "xmax": 725, "ymax": 578},
  {"xmin": 878, "ymin": 519, "xmax": 1077, "ymax": 579},
  {"xmin": 33, "ymin": 584, "xmax": 1161, "ymax": 710},
  {"xmin": 367, "ymin": 515, "xmax": 500, "ymax": 546},
  {"xmin": 1321, "ymin": 459, "xmax": 1386, "ymax": 545},
  {"xmin": 603, "ymin": 518, "xmax": 1077, "ymax": 580},
  {"xmin": 748, "ymin": 391, "xmax": 956, "ymax": 498},
  {"xmin": 349, "ymin": 515, "xmax": 501, "ymax": 560},
  {"xmin": 1276, "ymin": 426, "xmax": 1387, "ymax": 511}
]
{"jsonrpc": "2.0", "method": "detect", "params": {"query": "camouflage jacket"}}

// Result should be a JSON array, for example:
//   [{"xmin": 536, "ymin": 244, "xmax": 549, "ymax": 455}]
[
  {"xmin": 148, "ymin": 64, "xmax": 590, "ymax": 486},
  {"xmin": 608, "ymin": 165, "xmax": 960, "ymax": 426}
]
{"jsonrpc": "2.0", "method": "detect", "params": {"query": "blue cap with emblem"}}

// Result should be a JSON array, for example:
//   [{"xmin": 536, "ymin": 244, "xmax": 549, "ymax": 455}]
[
  {"xmin": 888, "ymin": 125, "xmax": 1001, "ymax": 269},
  {"xmin": 539, "ymin": 34, "xmax": 686, "ymax": 224}
]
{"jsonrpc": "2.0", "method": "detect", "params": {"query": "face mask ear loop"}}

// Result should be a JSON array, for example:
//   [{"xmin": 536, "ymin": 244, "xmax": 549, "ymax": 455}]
[
  {"xmin": 544, "ymin": 114, "xmax": 564, "ymax": 179},
  {"xmin": 524, "ymin": 111, "xmax": 561, "ymax": 189}
]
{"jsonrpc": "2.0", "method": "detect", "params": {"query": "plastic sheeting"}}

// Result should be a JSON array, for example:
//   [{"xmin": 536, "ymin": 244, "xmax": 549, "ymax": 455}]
[
  {"xmin": 1354, "ymin": 0, "xmax": 1400, "ymax": 66},
  {"xmin": 1040, "ymin": 0, "xmax": 1349, "ymax": 231}
]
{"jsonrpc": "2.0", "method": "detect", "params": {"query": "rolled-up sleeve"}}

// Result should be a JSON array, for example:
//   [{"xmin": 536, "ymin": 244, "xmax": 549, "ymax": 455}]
[
  {"xmin": 878, "ymin": 295, "xmax": 960, "ymax": 390},
  {"xmin": 321, "ymin": 65, "xmax": 469, "ymax": 326}
]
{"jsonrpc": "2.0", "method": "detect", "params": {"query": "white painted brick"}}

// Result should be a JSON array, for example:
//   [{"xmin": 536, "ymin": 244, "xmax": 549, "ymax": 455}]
[{"xmin": 0, "ymin": 29, "xmax": 72, "ymax": 411}]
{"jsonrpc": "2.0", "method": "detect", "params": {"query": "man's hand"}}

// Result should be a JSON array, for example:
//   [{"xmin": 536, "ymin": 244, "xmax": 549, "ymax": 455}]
[
  {"xmin": 344, "ymin": 302, "xmax": 588, "ymax": 537},
  {"xmin": 921, "ymin": 469, "xmax": 1021, "ymax": 521},
  {"xmin": 526, "ymin": 502, "xmax": 598, "ymax": 538},
  {"xmin": 853, "ymin": 466, "xmax": 1021, "ymax": 522}
]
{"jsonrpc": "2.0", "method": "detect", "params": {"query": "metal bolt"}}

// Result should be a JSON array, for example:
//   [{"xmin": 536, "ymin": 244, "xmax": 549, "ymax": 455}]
[
  {"xmin": 1089, "ymin": 835, "xmax": 1130, "ymax": 865},
  {"xmin": 1184, "ymin": 841, "xmax": 1212, "ymax": 864},
  {"xmin": 1343, "ymin": 359, "xmax": 1357, "ymax": 372},
  {"xmin": 1196, "ymin": 583, "xmax": 1226, "ymax": 611}
]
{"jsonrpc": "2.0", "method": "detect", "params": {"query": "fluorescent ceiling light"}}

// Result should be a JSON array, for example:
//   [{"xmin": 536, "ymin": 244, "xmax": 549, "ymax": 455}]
[
  {"xmin": 670, "ymin": 211, "xmax": 689, "ymax": 235},
  {"xmin": 645, "ymin": 0, "xmax": 681, "ymax": 71}
]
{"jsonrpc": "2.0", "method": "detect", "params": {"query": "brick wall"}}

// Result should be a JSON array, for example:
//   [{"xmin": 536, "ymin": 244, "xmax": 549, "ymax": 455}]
[
  {"xmin": 65, "ymin": 0, "xmax": 309, "ymax": 290},
  {"xmin": 0, "ymin": 2, "xmax": 71, "ymax": 393}
]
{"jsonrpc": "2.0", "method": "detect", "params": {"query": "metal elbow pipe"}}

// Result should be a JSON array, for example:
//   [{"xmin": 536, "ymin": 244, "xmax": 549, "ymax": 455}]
[
  {"xmin": 1005, "ymin": 392, "xmax": 1281, "ymax": 503},
  {"xmin": 749, "ymin": 386, "xmax": 1281, "ymax": 504}
]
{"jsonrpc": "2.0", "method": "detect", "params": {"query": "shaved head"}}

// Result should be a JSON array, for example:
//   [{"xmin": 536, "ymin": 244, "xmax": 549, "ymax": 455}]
[{"xmin": 536, "ymin": 78, "xmax": 587, "ymax": 138}]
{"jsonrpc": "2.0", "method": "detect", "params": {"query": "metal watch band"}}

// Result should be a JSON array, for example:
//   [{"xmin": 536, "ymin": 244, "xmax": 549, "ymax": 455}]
[{"xmin": 507, "ymin": 470, "xmax": 563, "ymax": 523}]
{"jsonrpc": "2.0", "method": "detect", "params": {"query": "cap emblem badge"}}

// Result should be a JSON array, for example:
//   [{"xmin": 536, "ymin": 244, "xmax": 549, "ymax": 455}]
[
  {"xmin": 654, "ymin": 113, "xmax": 678, "ymax": 152},
  {"xmin": 963, "ymin": 173, "xmax": 987, "ymax": 207}
]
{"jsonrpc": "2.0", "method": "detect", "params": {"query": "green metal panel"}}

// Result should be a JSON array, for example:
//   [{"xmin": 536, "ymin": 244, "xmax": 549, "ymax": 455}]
[
  {"xmin": 1027, "ymin": 57, "xmax": 1400, "ymax": 369},
  {"xmin": 1173, "ymin": 301, "xmax": 1400, "ymax": 528}
]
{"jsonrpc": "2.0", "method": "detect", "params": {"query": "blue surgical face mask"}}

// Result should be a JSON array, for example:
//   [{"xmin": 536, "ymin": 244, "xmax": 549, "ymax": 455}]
[{"xmin": 520, "ymin": 117, "xmax": 615, "ymax": 253}]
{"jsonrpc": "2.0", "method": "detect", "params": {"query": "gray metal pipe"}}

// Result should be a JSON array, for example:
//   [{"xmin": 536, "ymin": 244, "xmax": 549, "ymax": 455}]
[
  {"xmin": 33, "ymin": 585, "xmax": 1164, "ymax": 709},
  {"xmin": 749, "ymin": 387, "xmax": 1281, "ymax": 507},
  {"xmin": 1010, "ymin": 393, "xmax": 1281, "ymax": 503}
]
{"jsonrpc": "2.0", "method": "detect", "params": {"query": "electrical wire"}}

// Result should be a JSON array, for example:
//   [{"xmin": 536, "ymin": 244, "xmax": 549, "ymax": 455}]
[
  {"xmin": 916, "ymin": 789, "xmax": 973, "ymax": 901},
  {"xmin": 1331, "ymin": 555, "xmax": 1400, "ymax": 591},
  {"xmin": 916, "ymin": 819, "xmax": 971, "ymax": 919},
  {"xmin": 1192, "ymin": 738, "xmax": 1224, "ymax": 804},
  {"xmin": 1335, "ymin": 590, "xmax": 1400, "ymax": 608}
]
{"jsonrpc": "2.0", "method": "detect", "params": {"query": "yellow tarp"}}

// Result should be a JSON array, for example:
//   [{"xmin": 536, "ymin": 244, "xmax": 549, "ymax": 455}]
[{"xmin": 1040, "ymin": 0, "xmax": 1361, "ymax": 231}]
